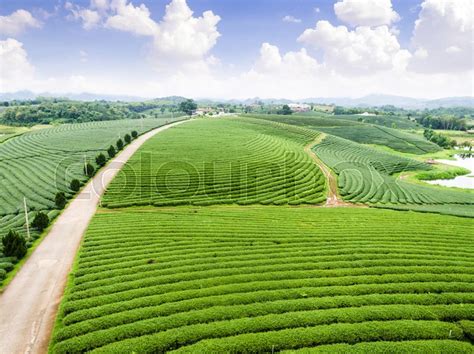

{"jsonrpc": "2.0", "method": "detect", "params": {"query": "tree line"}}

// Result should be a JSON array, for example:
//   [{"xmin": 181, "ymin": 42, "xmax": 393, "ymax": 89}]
[{"xmin": 0, "ymin": 100, "xmax": 185, "ymax": 126}]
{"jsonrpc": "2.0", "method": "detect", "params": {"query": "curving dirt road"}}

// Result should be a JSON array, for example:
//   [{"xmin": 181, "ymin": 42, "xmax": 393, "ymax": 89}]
[
  {"xmin": 0, "ymin": 120, "xmax": 187, "ymax": 354},
  {"xmin": 305, "ymin": 133, "xmax": 352, "ymax": 207}
]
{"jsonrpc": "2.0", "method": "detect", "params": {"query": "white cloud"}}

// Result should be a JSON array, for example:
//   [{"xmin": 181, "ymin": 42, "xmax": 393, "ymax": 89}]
[
  {"xmin": 149, "ymin": 0, "xmax": 220, "ymax": 72},
  {"xmin": 0, "ymin": 39, "xmax": 35, "ymax": 91},
  {"xmin": 253, "ymin": 43, "xmax": 319, "ymax": 75},
  {"xmin": 282, "ymin": 15, "xmax": 302, "ymax": 24},
  {"xmin": 91, "ymin": 0, "xmax": 110, "ymax": 11},
  {"xmin": 334, "ymin": 0, "xmax": 399, "ymax": 27},
  {"xmin": 409, "ymin": 0, "xmax": 473, "ymax": 73},
  {"xmin": 65, "ymin": 0, "xmax": 220, "ymax": 73},
  {"xmin": 0, "ymin": 9, "xmax": 41, "ymax": 36},
  {"xmin": 65, "ymin": 2, "xmax": 101, "ymax": 30},
  {"xmin": 105, "ymin": 0, "xmax": 158, "ymax": 36},
  {"xmin": 298, "ymin": 21, "xmax": 410, "ymax": 75},
  {"xmin": 314, "ymin": 8, "xmax": 320, "ymax": 14}
]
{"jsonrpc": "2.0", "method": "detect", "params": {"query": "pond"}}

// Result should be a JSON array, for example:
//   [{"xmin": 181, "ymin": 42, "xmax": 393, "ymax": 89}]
[{"xmin": 426, "ymin": 153, "xmax": 474, "ymax": 189}]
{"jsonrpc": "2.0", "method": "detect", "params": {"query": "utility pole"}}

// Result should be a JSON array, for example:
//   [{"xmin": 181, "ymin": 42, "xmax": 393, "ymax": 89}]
[
  {"xmin": 23, "ymin": 197, "xmax": 31, "ymax": 241},
  {"xmin": 83, "ymin": 155, "xmax": 87, "ymax": 175}
]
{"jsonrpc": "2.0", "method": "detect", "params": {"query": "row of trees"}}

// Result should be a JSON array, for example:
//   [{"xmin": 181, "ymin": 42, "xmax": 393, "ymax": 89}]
[
  {"xmin": 415, "ymin": 115, "xmax": 468, "ymax": 131},
  {"xmin": 423, "ymin": 129, "xmax": 456, "ymax": 149},
  {"xmin": 0, "ymin": 99, "xmax": 184, "ymax": 126},
  {"xmin": 2, "ymin": 130, "xmax": 140, "ymax": 261}
]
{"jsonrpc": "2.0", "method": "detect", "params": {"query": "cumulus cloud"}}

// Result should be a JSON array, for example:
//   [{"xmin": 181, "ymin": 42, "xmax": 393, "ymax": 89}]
[
  {"xmin": 253, "ymin": 43, "xmax": 319, "ymax": 75},
  {"xmin": 282, "ymin": 15, "xmax": 301, "ymax": 24},
  {"xmin": 334, "ymin": 0, "xmax": 399, "ymax": 27},
  {"xmin": 0, "ymin": 9, "xmax": 41, "ymax": 36},
  {"xmin": 298, "ymin": 20, "xmax": 410, "ymax": 75},
  {"xmin": 0, "ymin": 39, "xmax": 35, "ymax": 91},
  {"xmin": 65, "ymin": 0, "xmax": 220, "ymax": 73},
  {"xmin": 105, "ymin": 0, "xmax": 158, "ymax": 36},
  {"xmin": 409, "ymin": 0, "xmax": 473, "ymax": 73},
  {"xmin": 65, "ymin": 2, "xmax": 101, "ymax": 30},
  {"xmin": 150, "ymin": 0, "xmax": 220, "ymax": 71}
]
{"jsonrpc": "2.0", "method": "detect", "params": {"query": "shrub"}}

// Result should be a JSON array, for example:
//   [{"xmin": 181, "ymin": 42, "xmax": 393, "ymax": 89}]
[
  {"xmin": 107, "ymin": 145, "xmax": 116, "ymax": 158},
  {"xmin": 95, "ymin": 153, "xmax": 107, "ymax": 167},
  {"xmin": 2, "ymin": 230, "xmax": 27, "ymax": 259},
  {"xmin": 31, "ymin": 211, "xmax": 49, "ymax": 231},
  {"xmin": 124, "ymin": 134, "xmax": 131, "ymax": 144},
  {"xmin": 116, "ymin": 139, "xmax": 124, "ymax": 151},
  {"xmin": 55, "ymin": 192, "xmax": 67, "ymax": 209},
  {"xmin": 131, "ymin": 131, "xmax": 138, "ymax": 139},
  {"xmin": 70, "ymin": 179, "xmax": 81, "ymax": 192},
  {"xmin": 84, "ymin": 163, "xmax": 95, "ymax": 177}
]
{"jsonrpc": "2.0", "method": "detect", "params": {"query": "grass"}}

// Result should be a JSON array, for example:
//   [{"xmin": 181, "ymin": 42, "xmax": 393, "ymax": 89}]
[
  {"xmin": 0, "ymin": 117, "xmax": 185, "ymax": 285},
  {"xmin": 102, "ymin": 118, "xmax": 326, "ymax": 208},
  {"xmin": 49, "ymin": 206, "xmax": 474, "ymax": 353}
]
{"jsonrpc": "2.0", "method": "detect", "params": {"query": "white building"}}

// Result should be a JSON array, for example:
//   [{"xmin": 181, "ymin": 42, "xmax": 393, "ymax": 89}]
[{"xmin": 288, "ymin": 103, "xmax": 311, "ymax": 112}]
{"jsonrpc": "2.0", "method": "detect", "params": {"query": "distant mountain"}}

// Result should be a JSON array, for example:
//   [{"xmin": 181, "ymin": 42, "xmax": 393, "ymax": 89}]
[
  {"xmin": 0, "ymin": 90, "xmax": 148, "ymax": 102},
  {"xmin": 1, "ymin": 91, "xmax": 472, "ymax": 109},
  {"xmin": 301, "ymin": 95, "xmax": 474, "ymax": 109},
  {"xmin": 198, "ymin": 95, "xmax": 473, "ymax": 109}
]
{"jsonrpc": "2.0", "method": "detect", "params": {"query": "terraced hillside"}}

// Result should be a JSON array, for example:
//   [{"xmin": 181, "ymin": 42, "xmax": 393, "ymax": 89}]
[
  {"xmin": 249, "ymin": 114, "xmax": 441, "ymax": 154},
  {"xmin": 313, "ymin": 135, "xmax": 474, "ymax": 211},
  {"xmin": 102, "ymin": 118, "xmax": 326, "ymax": 207},
  {"xmin": 50, "ymin": 206, "xmax": 474, "ymax": 353},
  {"xmin": 0, "ymin": 117, "xmax": 183, "ymax": 284}
]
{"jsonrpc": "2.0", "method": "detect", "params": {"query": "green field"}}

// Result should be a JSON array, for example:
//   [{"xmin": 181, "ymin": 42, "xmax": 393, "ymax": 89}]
[
  {"xmin": 0, "ymin": 117, "xmax": 184, "ymax": 284},
  {"xmin": 249, "ymin": 114, "xmax": 441, "ymax": 154},
  {"xmin": 50, "ymin": 206, "xmax": 474, "ymax": 353},
  {"xmin": 313, "ymin": 135, "xmax": 474, "ymax": 212},
  {"xmin": 102, "ymin": 118, "xmax": 326, "ymax": 208},
  {"xmin": 0, "ymin": 124, "xmax": 48, "ymax": 143}
]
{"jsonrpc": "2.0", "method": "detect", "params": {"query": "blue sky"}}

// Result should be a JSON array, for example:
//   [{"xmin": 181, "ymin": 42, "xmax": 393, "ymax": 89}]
[{"xmin": 0, "ymin": 0, "xmax": 472, "ymax": 98}]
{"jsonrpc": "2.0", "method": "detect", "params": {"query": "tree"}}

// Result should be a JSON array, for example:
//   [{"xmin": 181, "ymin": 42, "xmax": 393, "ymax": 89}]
[
  {"xmin": 107, "ymin": 145, "xmax": 116, "ymax": 158},
  {"xmin": 55, "ymin": 192, "xmax": 67, "ymax": 209},
  {"xmin": 179, "ymin": 99, "xmax": 197, "ymax": 116},
  {"xmin": 277, "ymin": 105, "xmax": 293, "ymax": 115},
  {"xmin": 124, "ymin": 133, "xmax": 131, "ymax": 144},
  {"xmin": 116, "ymin": 138, "xmax": 124, "ymax": 151},
  {"xmin": 31, "ymin": 211, "xmax": 49, "ymax": 231},
  {"xmin": 84, "ymin": 163, "xmax": 95, "ymax": 177},
  {"xmin": 2, "ymin": 230, "xmax": 27, "ymax": 259},
  {"xmin": 95, "ymin": 153, "xmax": 107, "ymax": 167},
  {"xmin": 70, "ymin": 179, "xmax": 81, "ymax": 192},
  {"xmin": 131, "ymin": 130, "xmax": 138, "ymax": 139}
]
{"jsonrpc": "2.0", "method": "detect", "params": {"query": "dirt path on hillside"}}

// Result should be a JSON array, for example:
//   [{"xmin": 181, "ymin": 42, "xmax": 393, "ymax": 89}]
[
  {"xmin": 0, "ymin": 120, "xmax": 188, "ymax": 354},
  {"xmin": 305, "ymin": 134, "xmax": 353, "ymax": 207}
]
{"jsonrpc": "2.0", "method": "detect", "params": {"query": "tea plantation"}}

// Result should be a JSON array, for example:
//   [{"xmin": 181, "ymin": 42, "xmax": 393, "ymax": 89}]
[
  {"xmin": 313, "ymin": 135, "xmax": 474, "ymax": 214},
  {"xmin": 50, "ymin": 206, "xmax": 474, "ymax": 353},
  {"xmin": 249, "ymin": 114, "xmax": 441, "ymax": 154},
  {"xmin": 0, "ymin": 117, "xmax": 184, "ymax": 284},
  {"xmin": 102, "ymin": 118, "xmax": 326, "ymax": 208}
]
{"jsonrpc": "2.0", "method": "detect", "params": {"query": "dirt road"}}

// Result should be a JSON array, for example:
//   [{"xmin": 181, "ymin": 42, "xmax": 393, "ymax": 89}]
[
  {"xmin": 0, "ymin": 120, "xmax": 187, "ymax": 354},
  {"xmin": 305, "ymin": 133, "xmax": 352, "ymax": 207}
]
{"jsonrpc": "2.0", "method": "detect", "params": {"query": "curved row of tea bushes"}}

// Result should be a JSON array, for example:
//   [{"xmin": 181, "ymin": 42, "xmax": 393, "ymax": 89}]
[
  {"xmin": 0, "ymin": 117, "xmax": 185, "ymax": 283},
  {"xmin": 313, "ymin": 135, "xmax": 474, "ymax": 208},
  {"xmin": 50, "ymin": 206, "xmax": 474, "ymax": 352},
  {"xmin": 102, "ymin": 118, "xmax": 326, "ymax": 208},
  {"xmin": 248, "ymin": 114, "xmax": 440, "ymax": 154}
]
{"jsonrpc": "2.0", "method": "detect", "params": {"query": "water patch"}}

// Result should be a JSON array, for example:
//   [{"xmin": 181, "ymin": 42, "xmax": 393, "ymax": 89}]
[{"xmin": 426, "ymin": 153, "xmax": 474, "ymax": 189}]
